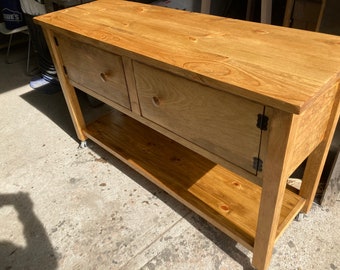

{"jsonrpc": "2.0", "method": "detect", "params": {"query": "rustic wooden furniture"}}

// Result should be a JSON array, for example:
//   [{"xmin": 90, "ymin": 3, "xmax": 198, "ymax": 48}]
[{"xmin": 34, "ymin": 1, "xmax": 340, "ymax": 269}]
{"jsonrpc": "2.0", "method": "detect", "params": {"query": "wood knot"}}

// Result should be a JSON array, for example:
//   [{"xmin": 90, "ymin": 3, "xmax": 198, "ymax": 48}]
[
  {"xmin": 152, "ymin": 96, "xmax": 161, "ymax": 107},
  {"xmin": 188, "ymin": 36, "xmax": 197, "ymax": 42},
  {"xmin": 254, "ymin": 29, "xmax": 269, "ymax": 34},
  {"xmin": 232, "ymin": 181, "xmax": 242, "ymax": 189},
  {"xmin": 220, "ymin": 205, "xmax": 230, "ymax": 212}
]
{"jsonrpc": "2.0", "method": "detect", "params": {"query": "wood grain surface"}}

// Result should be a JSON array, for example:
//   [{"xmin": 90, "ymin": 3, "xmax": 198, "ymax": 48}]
[
  {"xmin": 133, "ymin": 61, "xmax": 263, "ymax": 174},
  {"xmin": 84, "ymin": 110, "xmax": 305, "ymax": 250},
  {"xmin": 34, "ymin": 0, "xmax": 340, "ymax": 114}
]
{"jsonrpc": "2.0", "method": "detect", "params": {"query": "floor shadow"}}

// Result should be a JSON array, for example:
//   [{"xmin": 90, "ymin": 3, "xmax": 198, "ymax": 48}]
[
  {"xmin": 87, "ymin": 142, "xmax": 255, "ymax": 269},
  {"xmin": 20, "ymin": 89, "xmax": 77, "ymax": 141},
  {"xmin": 20, "ymin": 85, "xmax": 255, "ymax": 268},
  {"xmin": 186, "ymin": 214, "xmax": 255, "ymax": 270},
  {"xmin": 20, "ymin": 89, "xmax": 112, "ymax": 144},
  {"xmin": 0, "ymin": 192, "xmax": 58, "ymax": 269},
  {"xmin": 0, "ymin": 43, "xmax": 35, "ymax": 94},
  {"xmin": 20, "ymin": 81, "xmax": 255, "ymax": 268},
  {"xmin": 18, "ymin": 60, "xmax": 254, "ymax": 268}
]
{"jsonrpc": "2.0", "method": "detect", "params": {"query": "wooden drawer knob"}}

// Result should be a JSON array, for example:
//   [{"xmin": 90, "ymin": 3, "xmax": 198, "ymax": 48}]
[
  {"xmin": 100, "ymin": 72, "xmax": 108, "ymax": 82},
  {"xmin": 152, "ymin": 96, "xmax": 161, "ymax": 107}
]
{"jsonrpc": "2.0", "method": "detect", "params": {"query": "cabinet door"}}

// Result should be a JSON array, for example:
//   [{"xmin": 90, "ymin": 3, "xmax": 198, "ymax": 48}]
[
  {"xmin": 55, "ymin": 34, "xmax": 130, "ymax": 110},
  {"xmin": 134, "ymin": 61, "xmax": 264, "ymax": 174}
]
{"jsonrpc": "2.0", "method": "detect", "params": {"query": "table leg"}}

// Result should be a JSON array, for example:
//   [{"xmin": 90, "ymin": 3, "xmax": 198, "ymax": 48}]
[
  {"xmin": 300, "ymin": 87, "xmax": 340, "ymax": 212},
  {"xmin": 253, "ymin": 110, "xmax": 297, "ymax": 270},
  {"xmin": 200, "ymin": 0, "xmax": 211, "ymax": 14},
  {"xmin": 261, "ymin": 0, "xmax": 272, "ymax": 24},
  {"xmin": 283, "ymin": 0, "xmax": 295, "ymax": 27},
  {"xmin": 42, "ymin": 28, "xmax": 87, "ymax": 142}
]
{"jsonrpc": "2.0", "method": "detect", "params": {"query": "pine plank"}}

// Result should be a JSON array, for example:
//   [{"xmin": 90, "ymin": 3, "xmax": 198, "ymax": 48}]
[
  {"xmin": 133, "ymin": 61, "xmax": 263, "ymax": 174},
  {"xmin": 34, "ymin": 1, "xmax": 340, "ymax": 114},
  {"xmin": 56, "ymin": 34, "xmax": 130, "ymax": 110},
  {"xmin": 83, "ymin": 110, "xmax": 305, "ymax": 249}
]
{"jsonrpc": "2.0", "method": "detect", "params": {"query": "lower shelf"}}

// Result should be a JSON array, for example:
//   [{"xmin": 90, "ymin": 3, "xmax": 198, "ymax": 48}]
[{"xmin": 83, "ymin": 110, "xmax": 305, "ymax": 250}]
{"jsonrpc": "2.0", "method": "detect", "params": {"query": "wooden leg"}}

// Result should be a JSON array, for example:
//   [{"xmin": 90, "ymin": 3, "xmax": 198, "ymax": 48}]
[
  {"xmin": 60, "ymin": 80, "xmax": 87, "ymax": 142},
  {"xmin": 283, "ymin": 0, "xmax": 295, "ymax": 27},
  {"xmin": 253, "ymin": 110, "xmax": 297, "ymax": 270},
  {"xmin": 246, "ymin": 0, "xmax": 256, "ymax": 21},
  {"xmin": 200, "ymin": 0, "xmax": 211, "ymax": 14},
  {"xmin": 300, "ymin": 86, "xmax": 340, "ymax": 213},
  {"xmin": 41, "ymin": 28, "xmax": 87, "ymax": 142},
  {"xmin": 261, "ymin": 0, "xmax": 272, "ymax": 24},
  {"xmin": 316, "ymin": 0, "xmax": 327, "ymax": 32}
]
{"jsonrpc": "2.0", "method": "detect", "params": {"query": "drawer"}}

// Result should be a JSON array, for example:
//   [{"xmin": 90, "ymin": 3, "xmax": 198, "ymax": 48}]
[
  {"xmin": 55, "ymin": 35, "xmax": 130, "ymax": 109},
  {"xmin": 133, "ymin": 61, "xmax": 264, "ymax": 174}
]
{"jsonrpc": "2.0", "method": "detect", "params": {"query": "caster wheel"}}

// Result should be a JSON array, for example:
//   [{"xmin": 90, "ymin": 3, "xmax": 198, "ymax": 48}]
[
  {"xmin": 295, "ymin": 213, "xmax": 304, "ymax": 221},
  {"xmin": 79, "ymin": 141, "xmax": 87, "ymax": 149}
]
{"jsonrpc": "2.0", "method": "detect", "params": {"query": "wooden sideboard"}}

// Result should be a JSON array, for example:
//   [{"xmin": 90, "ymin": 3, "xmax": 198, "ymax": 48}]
[{"xmin": 34, "ymin": 1, "xmax": 340, "ymax": 269}]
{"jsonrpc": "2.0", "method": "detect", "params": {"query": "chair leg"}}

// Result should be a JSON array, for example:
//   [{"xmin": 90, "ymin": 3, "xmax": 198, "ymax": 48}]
[
  {"xmin": 6, "ymin": 34, "xmax": 14, "ymax": 64},
  {"xmin": 26, "ymin": 33, "xmax": 31, "ymax": 74}
]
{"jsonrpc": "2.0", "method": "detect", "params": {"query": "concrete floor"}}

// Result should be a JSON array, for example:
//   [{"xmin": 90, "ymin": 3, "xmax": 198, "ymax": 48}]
[{"xmin": 0, "ymin": 44, "xmax": 339, "ymax": 270}]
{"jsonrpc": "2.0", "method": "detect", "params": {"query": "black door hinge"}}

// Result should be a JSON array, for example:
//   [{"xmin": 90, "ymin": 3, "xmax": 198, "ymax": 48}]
[
  {"xmin": 253, "ymin": 157, "xmax": 263, "ymax": 172},
  {"xmin": 257, "ymin": 114, "xmax": 269, "ymax": 131}
]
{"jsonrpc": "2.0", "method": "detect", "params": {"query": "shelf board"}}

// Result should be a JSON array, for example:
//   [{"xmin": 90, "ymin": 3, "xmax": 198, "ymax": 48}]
[{"xmin": 83, "ymin": 110, "xmax": 306, "ymax": 250}]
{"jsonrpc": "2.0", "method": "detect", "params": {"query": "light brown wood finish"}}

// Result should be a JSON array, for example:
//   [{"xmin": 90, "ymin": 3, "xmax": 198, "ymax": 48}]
[
  {"xmin": 300, "ymin": 84, "xmax": 340, "ymax": 212},
  {"xmin": 34, "ymin": 2, "xmax": 340, "ymax": 269},
  {"xmin": 253, "ymin": 110, "xmax": 299, "ymax": 270},
  {"xmin": 287, "ymin": 84, "xmax": 338, "ymax": 176},
  {"xmin": 35, "ymin": 1, "xmax": 340, "ymax": 114},
  {"xmin": 122, "ymin": 57, "xmax": 141, "ymax": 115},
  {"xmin": 41, "ymin": 28, "xmax": 87, "ymax": 141},
  {"xmin": 133, "ymin": 61, "xmax": 263, "ymax": 174},
  {"xmin": 56, "ymin": 34, "xmax": 130, "ymax": 110},
  {"xmin": 84, "ymin": 110, "xmax": 305, "ymax": 250}
]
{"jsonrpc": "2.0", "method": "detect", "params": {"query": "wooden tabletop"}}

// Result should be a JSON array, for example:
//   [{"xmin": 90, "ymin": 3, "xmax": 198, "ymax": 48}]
[{"xmin": 34, "ymin": 0, "xmax": 340, "ymax": 114}]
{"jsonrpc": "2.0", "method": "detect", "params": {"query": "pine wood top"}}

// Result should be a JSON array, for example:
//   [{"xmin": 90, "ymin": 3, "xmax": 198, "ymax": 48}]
[{"xmin": 34, "ymin": 0, "xmax": 340, "ymax": 114}]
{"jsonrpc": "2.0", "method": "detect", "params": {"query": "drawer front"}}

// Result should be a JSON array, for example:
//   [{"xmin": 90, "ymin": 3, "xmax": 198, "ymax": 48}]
[
  {"xmin": 56, "ymin": 35, "xmax": 130, "ymax": 109},
  {"xmin": 133, "ymin": 61, "xmax": 264, "ymax": 174}
]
